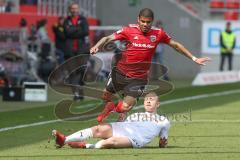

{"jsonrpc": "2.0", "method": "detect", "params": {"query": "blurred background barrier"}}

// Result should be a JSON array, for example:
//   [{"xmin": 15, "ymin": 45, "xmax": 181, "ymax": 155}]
[
  {"xmin": 0, "ymin": 0, "xmax": 240, "ymax": 100},
  {"xmin": 23, "ymin": 81, "xmax": 47, "ymax": 102},
  {"xmin": 192, "ymin": 70, "xmax": 240, "ymax": 86},
  {"xmin": 2, "ymin": 86, "xmax": 22, "ymax": 101}
]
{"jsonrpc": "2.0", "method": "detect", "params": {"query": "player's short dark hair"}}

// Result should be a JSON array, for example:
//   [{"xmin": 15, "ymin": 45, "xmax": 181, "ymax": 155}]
[
  {"xmin": 20, "ymin": 18, "xmax": 27, "ymax": 27},
  {"xmin": 69, "ymin": 2, "xmax": 79, "ymax": 9},
  {"xmin": 139, "ymin": 8, "xmax": 154, "ymax": 19}
]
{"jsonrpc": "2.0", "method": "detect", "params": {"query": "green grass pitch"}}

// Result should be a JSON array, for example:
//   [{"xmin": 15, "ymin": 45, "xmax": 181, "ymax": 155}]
[{"xmin": 0, "ymin": 82, "xmax": 240, "ymax": 160}]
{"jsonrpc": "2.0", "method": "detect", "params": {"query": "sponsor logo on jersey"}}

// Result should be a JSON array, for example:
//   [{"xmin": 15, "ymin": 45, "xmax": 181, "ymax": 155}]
[
  {"xmin": 150, "ymin": 35, "xmax": 157, "ymax": 42},
  {"xmin": 132, "ymin": 42, "xmax": 155, "ymax": 48}
]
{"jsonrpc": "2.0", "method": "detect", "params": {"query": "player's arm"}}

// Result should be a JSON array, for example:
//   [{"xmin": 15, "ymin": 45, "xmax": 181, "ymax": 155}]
[
  {"xmin": 168, "ymin": 39, "xmax": 210, "ymax": 66},
  {"xmin": 159, "ymin": 137, "xmax": 168, "ymax": 148},
  {"xmin": 90, "ymin": 34, "xmax": 115, "ymax": 55},
  {"xmin": 158, "ymin": 117, "xmax": 170, "ymax": 148}
]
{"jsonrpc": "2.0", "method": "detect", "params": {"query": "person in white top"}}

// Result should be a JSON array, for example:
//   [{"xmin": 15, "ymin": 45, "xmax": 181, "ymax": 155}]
[{"xmin": 52, "ymin": 92, "xmax": 170, "ymax": 149}]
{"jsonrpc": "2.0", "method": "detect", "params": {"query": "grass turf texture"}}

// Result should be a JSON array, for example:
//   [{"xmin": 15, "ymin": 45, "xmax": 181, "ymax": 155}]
[{"xmin": 0, "ymin": 82, "xmax": 240, "ymax": 160}]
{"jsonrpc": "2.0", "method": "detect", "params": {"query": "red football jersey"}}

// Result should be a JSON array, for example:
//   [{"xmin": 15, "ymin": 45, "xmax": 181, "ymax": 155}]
[{"xmin": 113, "ymin": 24, "xmax": 171, "ymax": 79}]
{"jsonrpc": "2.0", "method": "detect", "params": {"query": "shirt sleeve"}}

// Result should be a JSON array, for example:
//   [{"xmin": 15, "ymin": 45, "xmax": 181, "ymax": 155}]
[
  {"xmin": 113, "ymin": 27, "xmax": 128, "ymax": 40},
  {"xmin": 159, "ymin": 29, "xmax": 171, "ymax": 44},
  {"xmin": 220, "ymin": 33, "xmax": 227, "ymax": 49},
  {"xmin": 232, "ymin": 36, "xmax": 236, "ymax": 49},
  {"xmin": 159, "ymin": 119, "xmax": 171, "ymax": 139}
]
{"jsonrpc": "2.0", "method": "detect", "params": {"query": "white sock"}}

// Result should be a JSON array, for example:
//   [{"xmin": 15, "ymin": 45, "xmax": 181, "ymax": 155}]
[
  {"xmin": 94, "ymin": 140, "xmax": 104, "ymax": 149},
  {"xmin": 86, "ymin": 143, "xmax": 95, "ymax": 149},
  {"xmin": 65, "ymin": 128, "xmax": 93, "ymax": 143},
  {"xmin": 74, "ymin": 92, "xmax": 79, "ymax": 96}
]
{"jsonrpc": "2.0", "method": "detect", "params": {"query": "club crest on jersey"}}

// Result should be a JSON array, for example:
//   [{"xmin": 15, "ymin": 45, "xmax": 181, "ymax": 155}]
[
  {"xmin": 150, "ymin": 35, "xmax": 156, "ymax": 42},
  {"xmin": 133, "ymin": 36, "xmax": 139, "ymax": 40}
]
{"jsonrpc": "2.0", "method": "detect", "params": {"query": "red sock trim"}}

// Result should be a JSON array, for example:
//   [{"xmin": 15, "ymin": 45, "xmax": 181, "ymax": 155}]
[{"xmin": 115, "ymin": 101, "xmax": 124, "ymax": 113}]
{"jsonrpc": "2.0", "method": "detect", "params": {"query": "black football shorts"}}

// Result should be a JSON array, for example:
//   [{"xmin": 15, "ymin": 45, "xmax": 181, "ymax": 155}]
[{"xmin": 105, "ymin": 68, "xmax": 147, "ymax": 98}]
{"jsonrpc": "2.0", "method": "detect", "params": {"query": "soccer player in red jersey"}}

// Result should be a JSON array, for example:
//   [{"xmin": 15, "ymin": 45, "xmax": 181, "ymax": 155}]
[{"xmin": 90, "ymin": 8, "xmax": 210, "ymax": 123}]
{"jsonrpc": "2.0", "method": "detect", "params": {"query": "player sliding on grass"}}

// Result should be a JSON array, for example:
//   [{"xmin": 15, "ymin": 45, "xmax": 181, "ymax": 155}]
[
  {"xmin": 52, "ymin": 92, "xmax": 170, "ymax": 149},
  {"xmin": 90, "ymin": 8, "xmax": 210, "ymax": 123}
]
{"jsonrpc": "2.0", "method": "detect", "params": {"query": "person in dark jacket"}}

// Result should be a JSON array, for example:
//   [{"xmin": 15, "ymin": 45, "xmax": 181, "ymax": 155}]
[
  {"xmin": 52, "ymin": 16, "xmax": 66, "ymax": 64},
  {"xmin": 64, "ymin": 3, "xmax": 90, "ymax": 101}
]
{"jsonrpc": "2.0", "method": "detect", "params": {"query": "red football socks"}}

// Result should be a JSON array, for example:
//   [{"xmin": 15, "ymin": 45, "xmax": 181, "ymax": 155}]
[{"xmin": 115, "ymin": 101, "xmax": 124, "ymax": 113}]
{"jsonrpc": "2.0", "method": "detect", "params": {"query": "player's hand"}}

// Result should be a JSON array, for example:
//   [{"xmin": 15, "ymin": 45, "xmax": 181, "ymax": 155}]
[
  {"xmin": 90, "ymin": 46, "xmax": 99, "ymax": 55},
  {"xmin": 193, "ymin": 57, "xmax": 211, "ymax": 66},
  {"xmin": 159, "ymin": 138, "xmax": 167, "ymax": 148}
]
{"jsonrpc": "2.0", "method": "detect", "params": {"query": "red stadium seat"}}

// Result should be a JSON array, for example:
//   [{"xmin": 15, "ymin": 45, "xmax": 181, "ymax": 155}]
[
  {"xmin": 226, "ymin": 0, "xmax": 240, "ymax": 9},
  {"xmin": 20, "ymin": 5, "xmax": 37, "ymax": 13},
  {"xmin": 224, "ymin": 11, "xmax": 239, "ymax": 20},
  {"xmin": 209, "ymin": 0, "xmax": 225, "ymax": 8}
]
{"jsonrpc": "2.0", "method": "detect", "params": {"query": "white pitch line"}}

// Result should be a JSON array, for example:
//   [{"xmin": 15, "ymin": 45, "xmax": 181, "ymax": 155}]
[
  {"xmin": 1, "ymin": 89, "xmax": 240, "ymax": 133},
  {"xmin": 0, "ymin": 120, "xmax": 61, "ymax": 132},
  {"xmin": 173, "ymin": 120, "xmax": 240, "ymax": 123}
]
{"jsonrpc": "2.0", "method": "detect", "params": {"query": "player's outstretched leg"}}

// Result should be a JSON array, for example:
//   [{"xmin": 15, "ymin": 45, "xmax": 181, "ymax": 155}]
[
  {"xmin": 100, "ymin": 137, "xmax": 132, "ymax": 148},
  {"xmin": 97, "ymin": 101, "xmax": 116, "ymax": 123},
  {"xmin": 97, "ymin": 97, "xmax": 135, "ymax": 123},
  {"xmin": 67, "ymin": 137, "xmax": 132, "ymax": 149},
  {"xmin": 97, "ymin": 101, "xmax": 127, "ymax": 123},
  {"xmin": 52, "ymin": 130, "xmax": 66, "ymax": 148},
  {"xmin": 67, "ymin": 140, "xmax": 103, "ymax": 149},
  {"xmin": 68, "ymin": 141, "xmax": 87, "ymax": 148}
]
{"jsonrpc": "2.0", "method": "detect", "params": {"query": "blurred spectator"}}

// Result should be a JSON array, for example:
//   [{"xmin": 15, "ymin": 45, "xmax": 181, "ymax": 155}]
[
  {"xmin": 37, "ymin": 19, "xmax": 49, "ymax": 42},
  {"xmin": 52, "ymin": 16, "xmax": 66, "ymax": 64},
  {"xmin": 29, "ymin": 24, "xmax": 37, "ymax": 40},
  {"xmin": 0, "ymin": 0, "xmax": 12, "ymax": 12},
  {"xmin": 36, "ymin": 19, "xmax": 51, "ymax": 59},
  {"xmin": 6, "ymin": 0, "xmax": 13, "ymax": 12},
  {"xmin": 19, "ymin": 18, "xmax": 28, "ymax": 41},
  {"xmin": 63, "ymin": 3, "xmax": 90, "ymax": 101},
  {"xmin": 0, "ymin": 63, "xmax": 8, "ymax": 87},
  {"xmin": 20, "ymin": 0, "xmax": 37, "ymax": 5},
  {"xmin": 219, "ymin": 22, "xmax": 236, "ymax": 71},
  {"xmin": 19, "ymin": 18, "xmax": 29, "ymax": 75},
  {"xmin": 19, "ymin": 18, "xmax": 29, "ymax": 56},
  {"xmin": 27, "ymin": 23, "xmax": 38, "ymax": 53},
  {"xmin": 36, "ymin": 19, "xmax": 56, "ymax": 82},
  {"xmin": 0, "ymin": 50, "xmax": 25, "ymax": 86},
  {"xmin": 152, "ymin": 20, "xmax": 169, "ymax": 80}
]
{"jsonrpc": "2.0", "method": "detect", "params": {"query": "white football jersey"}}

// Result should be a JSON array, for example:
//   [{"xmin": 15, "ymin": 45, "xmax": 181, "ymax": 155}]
[{"xmin": 111, "ymin": 112, "xmax": 170, "ymax": 148}]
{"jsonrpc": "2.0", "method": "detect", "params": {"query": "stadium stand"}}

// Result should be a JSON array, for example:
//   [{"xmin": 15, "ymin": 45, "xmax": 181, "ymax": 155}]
[
  {"xmin": 209, "ymin": 0, "xmax": 225, "ymax": 9},
  {"xmin": 0, "ymin": 0, "xmax": 98, "ymax": 87},
  {"xmin": 224, "ymin": 10, "xmax": 239, "ymax": 20},
  {"xmin": 176, "ymin": 0, "xmax": 240, "ymax": 20},
  {"xmin": 226, "ymin": 0, "xmax": 240, "ymax": 9},
  {"xmin": 0, "ymin": 0, "xmax": 98, "ymax": 41}
]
